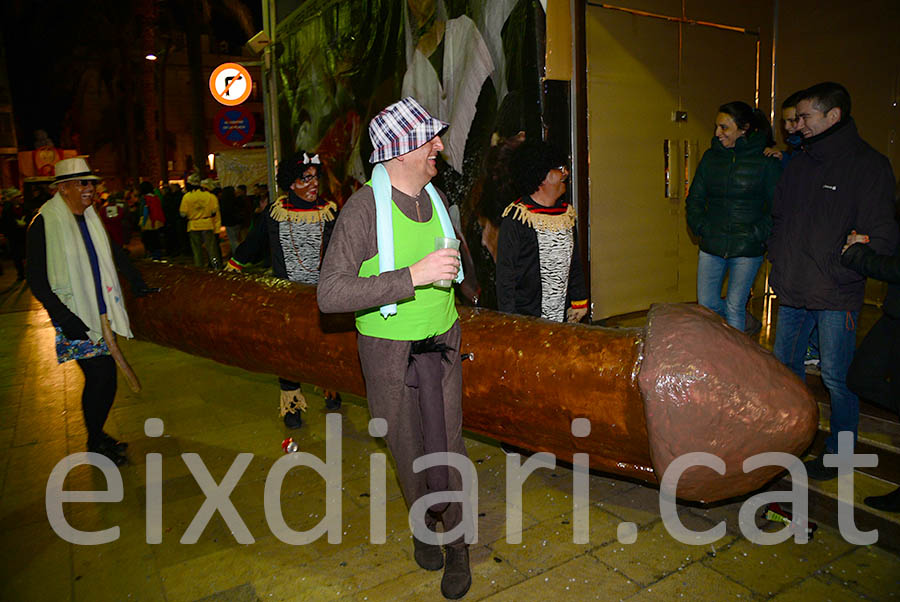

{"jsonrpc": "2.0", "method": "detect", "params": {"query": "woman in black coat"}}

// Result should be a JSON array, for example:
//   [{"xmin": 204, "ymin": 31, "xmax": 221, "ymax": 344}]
[{"xmin": 685, "ymin": 101, "xmax": 781, "ymax": 330}]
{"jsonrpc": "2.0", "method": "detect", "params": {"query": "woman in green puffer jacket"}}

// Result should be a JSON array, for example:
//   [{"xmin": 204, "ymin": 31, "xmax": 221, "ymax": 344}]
[{"xmin": 686, "ymin": 101, "xmax": 782, "ymax": 331}]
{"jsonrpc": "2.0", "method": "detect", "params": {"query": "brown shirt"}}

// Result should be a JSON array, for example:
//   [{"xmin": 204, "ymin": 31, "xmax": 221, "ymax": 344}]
[{"xmin": 317, "ymin": 184, "xmax": 448, "ymax": 314}]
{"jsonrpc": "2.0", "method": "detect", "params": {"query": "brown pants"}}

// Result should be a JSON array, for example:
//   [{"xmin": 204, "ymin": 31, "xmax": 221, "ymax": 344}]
[{"xmin": 357, "ymin": 320, "xmax": 467, "ymax": 535}]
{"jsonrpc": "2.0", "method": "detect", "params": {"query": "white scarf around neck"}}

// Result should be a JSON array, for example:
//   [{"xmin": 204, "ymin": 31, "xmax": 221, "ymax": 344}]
[
  {"xmin": 371, "ymin": 163, "xmax": 462, "ymax": 318},
  {"xmin": 41, "ymin": 193, "xmax": 132, "ymax": 342}
]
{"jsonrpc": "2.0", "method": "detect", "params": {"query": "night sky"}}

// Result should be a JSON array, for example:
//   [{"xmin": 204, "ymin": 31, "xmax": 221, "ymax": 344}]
[{"xmin": 1, "ymin": 0, "xmax": 263, "ymax": 150}]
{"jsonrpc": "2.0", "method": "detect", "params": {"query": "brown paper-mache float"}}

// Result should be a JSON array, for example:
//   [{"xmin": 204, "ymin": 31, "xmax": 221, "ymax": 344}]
[{"xmin": 124, "ymin": 263, "xmax": 817, "ymax": 503}]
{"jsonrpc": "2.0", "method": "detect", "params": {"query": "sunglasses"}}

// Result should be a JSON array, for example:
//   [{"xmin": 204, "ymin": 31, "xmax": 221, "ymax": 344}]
[
  {"xmin": 298, "ymin": 174, "xmax": 318, "ymax": 183},
  {"xmin": 74, "ymin": 179, "xmax": 96, "ymax": 187}
]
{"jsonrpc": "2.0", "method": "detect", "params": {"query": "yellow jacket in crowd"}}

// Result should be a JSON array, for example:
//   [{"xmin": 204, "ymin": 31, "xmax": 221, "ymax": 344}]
[{"xmin": 180, "ymin": 190, "xmax": 221, "ymax": 232}]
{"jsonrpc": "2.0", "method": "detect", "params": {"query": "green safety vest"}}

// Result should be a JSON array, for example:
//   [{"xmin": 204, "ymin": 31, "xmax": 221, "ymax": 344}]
[{"xmin": 356, "ymin": 198, "xmax": 457, "ymax": 340}]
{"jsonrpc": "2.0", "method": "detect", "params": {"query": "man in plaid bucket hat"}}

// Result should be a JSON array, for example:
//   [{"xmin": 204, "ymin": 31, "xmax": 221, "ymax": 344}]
[{"xmin": 318, "ymin": 97, "xmax": 471, "ymax": 599}]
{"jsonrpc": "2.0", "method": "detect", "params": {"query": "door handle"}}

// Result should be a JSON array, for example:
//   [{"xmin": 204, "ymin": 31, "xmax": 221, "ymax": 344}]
[{"xmin": 663, "ymin": 139, "xmax": 672, "ymax": 198}]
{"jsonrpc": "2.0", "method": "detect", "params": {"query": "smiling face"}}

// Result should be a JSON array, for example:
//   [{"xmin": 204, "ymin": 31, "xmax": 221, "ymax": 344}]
[
  {"xmin": 795, "ymin": 99, "xmax": 840, "ymax": 138},
  {"xmin": 402, "ymin": 135, "xmax": 444, "ymax": 180},
  {"xmin": 289, "ymin": 166, "xmax": 319, "ymax": 202},
  {"xmin": 782, "ymin": 106, "xmax": 800, "ymax": 135},
  {"xmin": 715, "ymin": 113, "xmax": 747, "ymax": 149},
  {"xmin": 58, "ymin": 179, "xmax": 97, "ymax": 215}
]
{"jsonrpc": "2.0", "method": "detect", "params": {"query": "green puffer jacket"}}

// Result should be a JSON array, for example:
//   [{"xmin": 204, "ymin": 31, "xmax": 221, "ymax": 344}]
[{"xmin": 686, "ymin": 131, "xmax": 782, "ymax": 258}]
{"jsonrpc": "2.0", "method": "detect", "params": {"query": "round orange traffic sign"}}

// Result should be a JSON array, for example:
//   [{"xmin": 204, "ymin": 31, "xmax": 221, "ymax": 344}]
[{"xmin": 209, "ymin": 62, "xmax": 252, "ymax": 106}]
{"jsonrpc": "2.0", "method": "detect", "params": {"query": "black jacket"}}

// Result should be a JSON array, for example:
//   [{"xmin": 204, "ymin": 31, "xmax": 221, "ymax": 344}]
[
  {"xmin": 841, "ymin": 238, "xmax": 900, "ymax": 318},
  {"xmin": 496, "ymin": 198, "xmax": 587, "ymax": 318},
  {"xmin": 218, "ymin": 189, "xmax": 242, "ymax": 227},
  {"xmin": 26, "ymin": 214, "xmax": 147, "ymax": 339},
  {"xmin": 768, "ymin": 118, "xmax": 899, "ymax": 310},
  {"xmin": 686, "ymin": 131, "xmax": 781, "ymax": 258}
]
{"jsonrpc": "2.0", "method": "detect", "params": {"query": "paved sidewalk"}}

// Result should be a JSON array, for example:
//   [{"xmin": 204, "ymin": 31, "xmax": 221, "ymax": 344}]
[{"xmin": 0, "ymin": 270, "xmax": 898, "ymax": 601}]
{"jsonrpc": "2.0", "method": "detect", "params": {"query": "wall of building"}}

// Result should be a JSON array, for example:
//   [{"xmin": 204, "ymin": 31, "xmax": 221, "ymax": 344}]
[
  {"xmin": 775, "ymin": 0, "xmax": 900, "ymax": 171},
  {"xmin": 584, "ymin": 0, "xmax": 776, "ymax": 319}
]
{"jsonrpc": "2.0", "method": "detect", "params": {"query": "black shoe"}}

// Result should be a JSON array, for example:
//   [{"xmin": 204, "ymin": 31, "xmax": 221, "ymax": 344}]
[
  {"xmin": 804, "ymin": 455, "xmax": 838, "ymax": 481},
  {"xmin": 101, "ymin": 432, "xmax": 128, "ymax": 454},
  {"xmin": 324, "ymin": 393, "xmax": 342, "ymax": 411},
  {"xmin": 413, "ymin": 537, "xmax": 444, "ymax": 571},
  {"xmin": 88, "ymin": 440, "xmax": 128, "ymax": 467},
  {"xmin": 440, "ymin": 544, "xmax": 471, "ymax": 600},
  {"xmin": 743, "ymin": 312, "xmax": 762, "ymax": 336},
  {"xmin": 864, "ymin": 487, "xmax": 900, "ymax": 512},
  {"xmin": 283, "ymin": 410, "xmax": 303, "ymax": 429}
]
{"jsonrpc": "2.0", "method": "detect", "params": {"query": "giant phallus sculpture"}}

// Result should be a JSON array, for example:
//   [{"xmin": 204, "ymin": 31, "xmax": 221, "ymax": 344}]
[{"xmin": 124, "ymin": 263, "xmax": 817, "ymax": 503}]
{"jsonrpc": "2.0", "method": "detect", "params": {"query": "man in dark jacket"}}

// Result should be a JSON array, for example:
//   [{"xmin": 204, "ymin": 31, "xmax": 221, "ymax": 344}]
[
  {"xmin": 27, "ymin": 157, "xmax": 156, "ymax": 466},
  {"xmin": 162, "ymin": 183, "xmax": 184, "ymax": 257},
  {"xmin": 841, "ymin": 216, "xmax": 900, "ymax": 511},
  {"xmin": 768, "ymin": 82, "xmax": 899, "ymax": 480}
]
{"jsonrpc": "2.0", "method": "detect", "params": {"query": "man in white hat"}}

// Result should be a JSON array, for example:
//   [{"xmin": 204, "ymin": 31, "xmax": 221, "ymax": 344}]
[
  {"xmin": 318, "ymin": 97, "xmax": 470, "ymax": 600},
  {"xmin": 26, "ymin": 157, "xmax": 156, "ymax": 465}
]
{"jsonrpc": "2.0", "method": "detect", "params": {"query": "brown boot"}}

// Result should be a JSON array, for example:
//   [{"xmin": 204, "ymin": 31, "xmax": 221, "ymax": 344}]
[
  {"xmin": 440, "ymin": 544, "xmax": 471, "ymax": 599},
  {"xmin": 413, "ymin": 537, "xmax": 443, "ymax": 571}
]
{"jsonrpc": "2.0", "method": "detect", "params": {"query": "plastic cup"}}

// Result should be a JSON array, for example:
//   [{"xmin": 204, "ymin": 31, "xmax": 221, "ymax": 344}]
[{"xmin": 434, "ymin": 236, "xmax": 460, "ymax": 288}]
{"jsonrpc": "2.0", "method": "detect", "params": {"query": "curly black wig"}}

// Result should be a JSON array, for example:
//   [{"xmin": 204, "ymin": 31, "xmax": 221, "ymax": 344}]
[
  {"xmin": 510, "ymin": 140, "xmax": 568, "ymax": 198},
  {"xmin": 276, "ymin": 151, "xmax": 322, "ymax": 192}
]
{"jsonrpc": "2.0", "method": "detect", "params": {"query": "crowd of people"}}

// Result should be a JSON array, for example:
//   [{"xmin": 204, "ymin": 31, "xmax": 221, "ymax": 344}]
[
  {"xmin": 111, "ymin": 176, "xmax": 268, "ymax": 266},
  {"xmin": 1, "ymin": 174, "xmax": 272, "ymax": 275},
  {"xmin": 7, "ymin": 81, "xmax": 899, "ymax": 600}
]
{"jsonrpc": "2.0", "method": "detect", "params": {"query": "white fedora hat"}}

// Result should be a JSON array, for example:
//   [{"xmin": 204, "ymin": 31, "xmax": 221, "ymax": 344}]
[{"xmin": 54, "ymin": 156, "xmax": 101, "ymax": 184}]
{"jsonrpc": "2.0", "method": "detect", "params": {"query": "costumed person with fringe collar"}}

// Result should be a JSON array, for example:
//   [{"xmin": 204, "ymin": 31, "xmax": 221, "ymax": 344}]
[
  {"xmin": 26, "ymin": 157, "xmax": 157, "ymax": 466},
  {"xmin": 318, "ymin": 97, "xmax": 472, "ymax": 600},
  {"xmin": 226, "ymin": 151, "xmax": 341, "ymax": 428},
  {"xmin": 496, "ymin": 140, "xmax": 588, "ymax": 323}
]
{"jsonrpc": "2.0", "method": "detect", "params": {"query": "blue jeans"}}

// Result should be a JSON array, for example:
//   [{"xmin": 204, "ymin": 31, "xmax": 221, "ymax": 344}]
[
  {"xmin": 773, "ymin": 305, "xmax": 859, "ymax": 452},
  {"xmin": 696, "ymin": 251, "xmax": 764, "ymax": 330}
]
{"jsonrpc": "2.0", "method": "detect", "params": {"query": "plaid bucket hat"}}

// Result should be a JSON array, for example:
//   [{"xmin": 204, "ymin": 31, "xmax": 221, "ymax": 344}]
[{"xmin": 368, "ymin": 97, "xmax": 448, "ymax": 164}]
